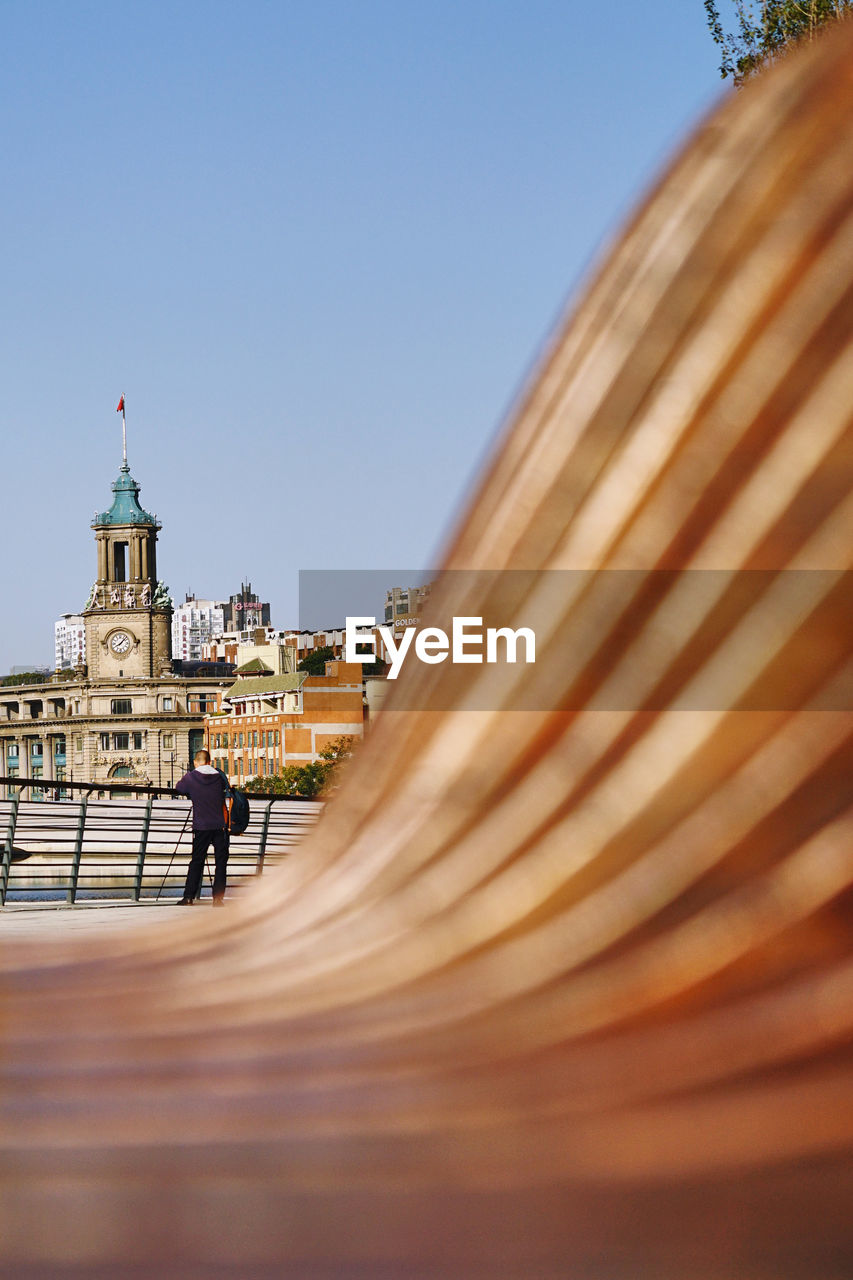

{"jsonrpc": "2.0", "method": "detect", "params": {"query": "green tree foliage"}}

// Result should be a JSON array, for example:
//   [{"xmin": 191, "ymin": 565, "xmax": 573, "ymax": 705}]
[
  {"xmin": 0, "ymin": 671, "xmax": 48, "ymax": 687},
  {"xmin": 296, "ymin": 646, "xmax": 336, "ymax": 676},
  {"xmin": 704, "ymin": 0, "xmax": 851, "ymax": 83},
  {"xmin": 245, "ymin": 737, "xmax": 355, "ymax": 798},
  {"xmin": 297, "ymin": 645, "xmax": 387, "ymax": 677}
]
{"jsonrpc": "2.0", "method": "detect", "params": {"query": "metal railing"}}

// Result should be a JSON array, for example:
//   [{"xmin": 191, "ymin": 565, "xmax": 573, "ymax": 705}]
[{"xmin": 0, "ymin": 776, "xmax": 323, "ymax": 905}]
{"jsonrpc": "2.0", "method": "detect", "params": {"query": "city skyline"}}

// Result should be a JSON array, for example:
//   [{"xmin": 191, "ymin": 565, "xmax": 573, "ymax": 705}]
[{"xmin": 1, "ymin": 3, "xmax": 724, "ymax": 672}]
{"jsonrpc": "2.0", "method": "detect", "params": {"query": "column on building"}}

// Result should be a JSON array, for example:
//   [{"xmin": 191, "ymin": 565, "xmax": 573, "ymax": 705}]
[{"xmin": 96, "ymin": 531, "xmax": 109, "ymax": 583}]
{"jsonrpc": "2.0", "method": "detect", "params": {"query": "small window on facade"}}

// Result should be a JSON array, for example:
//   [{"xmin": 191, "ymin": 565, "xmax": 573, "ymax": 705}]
[
  {"xmin": 133, "ymin": 732, "xmax": 143, "ymax": 750},
  {"xmin": 114, "ymin": 733, "xmax": 130, "ymax": 751},
  {"xmin": 111, "ymin": 699, "xmax": 132, "ymax": 715},
  {"xmin": 75, "ymin": 736, "xmax": 83, "ymax": 753},
  {"xmin": 100, "ymin": 732, "xmax": 110, "ymax": 751},
  {"xmin": 162, "ymin": 733, "xmax": 174, "ymax": 750},
  {"xmin": 222, "ymin": 733, "xmax": 229, "ymax": 748},
  {"xmin": 163, "ymin": 697, "xmax": 173, "ymax": 712},
  {"xmin": 31, "ymin": 742, "xmax": 43, "ymax": 758}
]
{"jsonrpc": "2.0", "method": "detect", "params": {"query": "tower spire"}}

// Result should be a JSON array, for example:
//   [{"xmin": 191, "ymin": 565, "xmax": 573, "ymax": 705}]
[{"xmin": 116, "ymin": 395, "xmax": 127, "ymax": 469}]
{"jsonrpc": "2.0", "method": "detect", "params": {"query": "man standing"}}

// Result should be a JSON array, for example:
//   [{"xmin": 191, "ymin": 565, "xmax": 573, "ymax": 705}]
[{"xmin": 175, "ymin": 749, "xmax": 230, "ymax": 906}]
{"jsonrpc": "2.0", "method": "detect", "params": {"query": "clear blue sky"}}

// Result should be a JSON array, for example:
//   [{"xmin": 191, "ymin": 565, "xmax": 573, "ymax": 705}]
[{"xmin": 0, "ymin": 1, "xmax": 724, "ymax": 671}]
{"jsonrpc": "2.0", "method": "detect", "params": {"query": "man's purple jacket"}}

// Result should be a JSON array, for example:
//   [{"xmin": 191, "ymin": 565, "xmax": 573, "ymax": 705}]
[{"xmin": 175, "ymin": 764, "xmax": 227, "ymax": 831}]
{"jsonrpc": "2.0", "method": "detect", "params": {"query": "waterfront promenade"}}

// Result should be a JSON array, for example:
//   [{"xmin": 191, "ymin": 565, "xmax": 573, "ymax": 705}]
[
  {"xmin": 0, "ymin": 784, "xmax": 322, "ymax": 907},
  {"xmin": 0, "ymin": 899, "xmax": 203, "ymax": 938}
]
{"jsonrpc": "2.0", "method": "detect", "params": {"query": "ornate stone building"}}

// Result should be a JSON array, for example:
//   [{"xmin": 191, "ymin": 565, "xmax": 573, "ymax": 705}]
[
  {"xmin": 0, "ymin": 461, "xmax": 233, "ymax": 797},
  {"xmin": 83, "ymin": 464, "xmax": 172, "ymax": 681}
]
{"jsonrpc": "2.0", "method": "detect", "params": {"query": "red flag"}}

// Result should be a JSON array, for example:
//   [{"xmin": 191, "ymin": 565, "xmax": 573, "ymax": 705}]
[{"xmin": 116, "ymin": 395, "xmax": 125, "ymax": 413}]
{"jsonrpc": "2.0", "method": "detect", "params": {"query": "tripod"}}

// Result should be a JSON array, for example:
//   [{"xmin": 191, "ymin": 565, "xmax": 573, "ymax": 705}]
[{"xmin": 155, "ymin": 808, "xmax": 215, "ymax": 901}]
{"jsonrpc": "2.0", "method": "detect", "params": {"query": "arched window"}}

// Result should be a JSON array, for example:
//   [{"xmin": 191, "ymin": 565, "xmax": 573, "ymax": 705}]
[{"xmin": 108, "ymin": 764, "xmax": 133, "ymax": 801}]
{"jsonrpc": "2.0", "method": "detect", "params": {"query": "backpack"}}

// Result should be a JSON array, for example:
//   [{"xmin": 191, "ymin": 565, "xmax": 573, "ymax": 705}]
[
  {"xmin": 227, "ymin": 788, "xmax": 251, "ymax": 837},
  {"xmin": 217, "ymin": 770, "xmax": 251, "ymax": 836}
]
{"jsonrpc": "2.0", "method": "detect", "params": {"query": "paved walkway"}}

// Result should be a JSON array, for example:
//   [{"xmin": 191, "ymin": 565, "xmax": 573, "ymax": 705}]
[{"xmin": 0, "ymin": 900, "xmax": 219, "ymax": 937}]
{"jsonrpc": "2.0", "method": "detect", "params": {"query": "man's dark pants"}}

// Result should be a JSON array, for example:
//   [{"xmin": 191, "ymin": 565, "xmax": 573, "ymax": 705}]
[{"xmin": 183, "ymin": 827, "xmax": 229, "ymax": 901}]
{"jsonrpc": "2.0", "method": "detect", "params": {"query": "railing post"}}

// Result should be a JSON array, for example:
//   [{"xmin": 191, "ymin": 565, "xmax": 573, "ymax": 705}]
[
  {"xmin": 68, "ymin": 793, "xmax": 89, "ymax": 905},
  {"xmin": 134, "ymin": 796, "xmax": 154, "ymax": 901},
  {"xmin": 0, "ymin": 791, "xmax": 20, "ymax": 906},
  {"xmin": 256, "ymin": 800, "xmax": 274, "ymax": 875}
]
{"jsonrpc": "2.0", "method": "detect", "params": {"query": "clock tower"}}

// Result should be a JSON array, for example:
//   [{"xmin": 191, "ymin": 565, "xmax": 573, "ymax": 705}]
[{"xmin": 83, "ymin": 464, "xmax": 173, "ymax": 680}]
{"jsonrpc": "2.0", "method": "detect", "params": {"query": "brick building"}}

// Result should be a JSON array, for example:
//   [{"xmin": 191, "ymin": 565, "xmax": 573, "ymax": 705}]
[{"xmin": 205, "ymin": 660, "xmax": 364, "ymax": 784}]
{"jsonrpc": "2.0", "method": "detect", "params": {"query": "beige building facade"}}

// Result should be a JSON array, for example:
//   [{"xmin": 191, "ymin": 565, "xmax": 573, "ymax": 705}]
[{"xmin": 0, "ymin": 461, "xmax": 231, "ymax": 797}]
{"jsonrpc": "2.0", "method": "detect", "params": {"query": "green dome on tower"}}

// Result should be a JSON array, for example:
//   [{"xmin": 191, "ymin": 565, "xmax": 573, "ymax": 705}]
[{"xmin": 93, "ymin": 465, "xmax": 159, "ymax": 528}]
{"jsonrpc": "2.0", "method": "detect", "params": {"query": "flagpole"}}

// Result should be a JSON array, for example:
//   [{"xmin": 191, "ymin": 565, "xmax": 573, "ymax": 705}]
[{"xmin": 121, "ymin": 398, "xmax": 127, "ymax": 467}]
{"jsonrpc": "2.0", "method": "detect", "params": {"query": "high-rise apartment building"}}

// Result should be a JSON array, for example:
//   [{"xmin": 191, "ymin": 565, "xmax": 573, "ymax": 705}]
[
  {"xmin": 54, "ymin": 614, "xmax": 87, "ymax": 670},
  {"xmin": 171, "ymin": 596, "xmax": 227, "ymax": 661}
]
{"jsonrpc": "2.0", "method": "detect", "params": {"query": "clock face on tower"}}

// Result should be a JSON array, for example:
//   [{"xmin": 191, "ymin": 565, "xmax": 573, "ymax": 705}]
[{"xmin": 110, "ymin": 631, "xmax": 132, "ymax": 654}]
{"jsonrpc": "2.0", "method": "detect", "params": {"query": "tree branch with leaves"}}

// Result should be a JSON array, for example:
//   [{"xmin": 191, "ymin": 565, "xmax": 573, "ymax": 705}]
[
  {"xmin": 245, "ymin": 736, "xmax": 356, "ymax": 798},
  {"xmin": 704, "ymin": 0, "xmax": 852, "ymax": 83}
]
